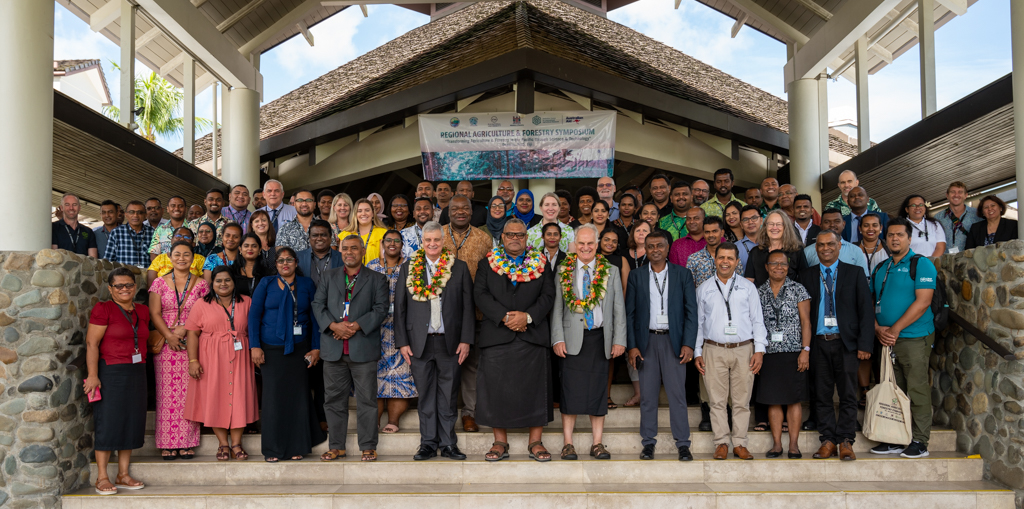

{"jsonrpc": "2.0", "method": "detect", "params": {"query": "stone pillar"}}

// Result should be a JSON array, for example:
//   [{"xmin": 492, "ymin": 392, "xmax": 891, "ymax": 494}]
[
  {"xmin": 224, "ymin": 88, "xmax": 260, "ymax": 193},
  {"xmin": 1012, "ymin": 0, "xmax": 1024, "ymax": 239},
  {"xmin": 0, "ymin": 250, "xmax": 146, "ymax": 507},
  {"xmin": 787, "ymin": 77, "xmax": 824, "ymax": 209},
  {"xmin": 0, "ymin": 2, "xmax": 54, "ymax": 252}
]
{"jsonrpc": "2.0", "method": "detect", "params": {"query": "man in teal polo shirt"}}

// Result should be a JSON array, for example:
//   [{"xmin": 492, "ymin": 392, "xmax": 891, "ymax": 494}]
[{"xmin": 869, "ymin": 217, "xmax": 936, "ymax": 459}]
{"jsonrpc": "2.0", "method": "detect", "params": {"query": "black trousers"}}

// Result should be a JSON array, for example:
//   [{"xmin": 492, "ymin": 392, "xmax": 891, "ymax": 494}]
[
  {"xmin": 411, "ymin": 334, "xmax": 461, "ymax": 449},
  {"xmin": 812, "ymin": 336, "xmax": 859, "ymax": 444}
]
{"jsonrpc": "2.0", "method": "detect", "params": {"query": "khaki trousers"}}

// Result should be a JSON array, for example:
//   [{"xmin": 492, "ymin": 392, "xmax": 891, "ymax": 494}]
[{"xmin": 702, "ymin": 342, "xmax": 755, "ymax": 447}]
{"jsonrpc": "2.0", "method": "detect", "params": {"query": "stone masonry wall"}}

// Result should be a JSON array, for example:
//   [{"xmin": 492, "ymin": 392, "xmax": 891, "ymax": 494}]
[
  {"xmin": 0, "ymin": 250, "xmax": 144, "ymax": 508},
  {"xmin": 934, "ymin": 239, "xmax": 1024, "ymax": 507}
]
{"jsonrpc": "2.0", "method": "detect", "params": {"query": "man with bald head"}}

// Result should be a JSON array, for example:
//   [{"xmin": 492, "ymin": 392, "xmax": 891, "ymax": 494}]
[
  {"xmin": 439, "ymin": 181, "xmax": 488, "ymax": 226},
  {"xmin": 691, "ymin": 180, "xmax": 710, "ymax": 207},
  {"xmin": 597, "ymin": 176, "xmax": 619, "ymax": 221},
  {"xmin": 825, "ymin": 170, "xmax": 881, "ymax": 217},
  {"xmin": 52, "ymin": 193, "xmax": 98, "ymax": 257},
  {"xmin": 496, "ymin": 180, "xmax": 516, "ymax": 217},
  {"xmin": 843, "ymin": 187, "xmax": 889, "ymax": 243}
]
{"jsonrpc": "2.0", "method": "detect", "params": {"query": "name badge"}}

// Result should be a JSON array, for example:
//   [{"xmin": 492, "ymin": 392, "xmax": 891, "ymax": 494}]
[
  {"xmin": 233, "ymin": 341, "xmax": 243, "ymax": 351},
  {"xmin": 343, "ymin": 302, "xmax": 350, "ymax": 320},
  {"xmin": 824, "ymin": 317, "xmax": 838, "ymax": 327},
  {"xmin": 657, "ymin": 314, "xmax": 669, "ymax": 325},
  {"xmin": 131, "ymin": 352, "xmax": 143, "ymax": 364},
  {"xmin": 389, "ymin": 303, "xmax": 394, "ymax": 314},
  {"xmin": 875, "ymin": 304, "xmax": 881, "ymax": 314},
  {"xmin": 947, "ymin": 247, "xmax": 960, "ymax": 255},
  {"xmin": 724, "ymin": 323, "xmax": 738, "ymax": 335},
  {"xmin": 771, "ymin": 332, "xmax": 784, "ymax": 343},
  {"xmin": 293, "ymin": 325, "xmax": 303, "ymax": 335}
]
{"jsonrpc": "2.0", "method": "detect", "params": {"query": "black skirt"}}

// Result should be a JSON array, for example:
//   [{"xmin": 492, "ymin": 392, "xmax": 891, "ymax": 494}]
[
  {"xmin": 560, "ymin": 328, "xmax": 608, "ymax": 417},
  {"xmin": 477, "ymin": 338, "xmax": 553, "ymax": 429},
  {"xmin": 93, "ymin": 360, "xmax": 147, "ymax": 451},
  {"xmin": 756, "ymin": 351, "xmax": 807, "ymax": 405},
  {"xmin": 260, "ymin": 341, "xmax": 327, "ymax": 459}
]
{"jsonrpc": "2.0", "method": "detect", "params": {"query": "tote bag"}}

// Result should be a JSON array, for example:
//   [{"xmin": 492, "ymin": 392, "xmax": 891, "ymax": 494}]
[{"xmin": 862, "ymin": 345, "xmax": 913, "ymax": 445}]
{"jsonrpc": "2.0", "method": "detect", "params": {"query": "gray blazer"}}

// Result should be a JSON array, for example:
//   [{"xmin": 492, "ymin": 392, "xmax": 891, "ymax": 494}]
[
  {"xmin": 394, "ymin": 258, "xmax": 475, "ymax": 358},
  {"xmin": 550, "ymin": 261, "xmax": 627, "ymax": 359},
  {"xmin": 312, "ymin": 266, "xmax": 389, "ymax": 363}
]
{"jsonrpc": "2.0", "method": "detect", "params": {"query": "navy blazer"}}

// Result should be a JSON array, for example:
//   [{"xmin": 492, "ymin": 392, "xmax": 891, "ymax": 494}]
[
  {"xmin": 296, "ymin": 248, "xmax": 344, "ymax": 280},
  {"xmin": 624, "ymin": 263, "xmax": 698, "ymax": 356},
  {"xmin": 842, "ymin": 211, "xmax": 889, "ymax": 242},
  {"xmin": 798, "ymin": 261, "xmax": 875, "ymax": 353}
]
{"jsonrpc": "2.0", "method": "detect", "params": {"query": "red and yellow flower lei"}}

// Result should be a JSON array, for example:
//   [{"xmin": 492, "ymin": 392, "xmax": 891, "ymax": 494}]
[
  {"xmin": 559, "ymin": 253, "xmax": 609, "ymax": 313},
  {"xmin": 406, "ymin": 248, "xmax": 454, "ymax": 301},
  {"xmin": 487, "ymin": 247, "xmax": 546, "ymax": 283}
]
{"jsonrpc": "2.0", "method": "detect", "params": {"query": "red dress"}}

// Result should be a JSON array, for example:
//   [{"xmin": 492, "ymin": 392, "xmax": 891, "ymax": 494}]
[{"xmin": 183, "ymin": 297, "xmax": 259, "ymax": 429}]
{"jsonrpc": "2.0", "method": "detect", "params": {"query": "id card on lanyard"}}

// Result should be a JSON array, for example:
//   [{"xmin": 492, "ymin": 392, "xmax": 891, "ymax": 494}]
[
  {"xmin": 715, "ymin": 276, "xmax": 738, "ymax": 335},
  {"xmin": 768, "ymin": 285, "xmax": 786, "ymax": 342},
  {"xmin": 220, "ymin": 298, "xmax": 243, "ymax": 351},
  {"xmin": 280, "ymin": 277, "xmax": 302, "ymax": 336},
  {"xmin": 115, "ymin": 304, "xmax": 143, "ymax": 363}
]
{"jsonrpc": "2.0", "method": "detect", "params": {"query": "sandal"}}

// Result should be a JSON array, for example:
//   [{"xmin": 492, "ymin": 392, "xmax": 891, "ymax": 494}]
[
  {"xmin": 590, "ymin": 443, "xmax": 611, "ymax": 460},
  {"xmin": 782, "ymin": 421, "xmax": 789, "ymax": 433},
  {"xmin": 607, "ymin": 397, "xmax": 618, "ymax": 409},
  {"xmin": 290, "ymin": 455, "xmax": 303, "ymax": 461},
  {"xmin": 265, "ymin": 457, "xmax": 279, "ymax": 463},
  {"xmin": 381, "ymin": 423, "xmax": 400, "ymax": 434},
  {"xmin": 320, "ymin": 449, "xmax": 346, "ymax": 461},
  {"xmin": 114, "ymin": 473, "xmax": 145, "ymax": 490},
  {"xmin": 528, "ymin": 441, "xmax": 551, "ymax": 462},
  {"xmin": 94, "ymin": 478, "xmax": 117, "ymax": 495},
  {"xmin": 624, "ymin": 394, "xmax": 641, "ymax": 407},
  {"xmin": 179, "ymin": 449, "xmax": 195, "ymax": 460},
  {"xmin": 753, "ymin": 422, "xmax": 768, "ymax": 432},
  {"xmin": 485, "ymin": 441, "xmax": 509, "ymax": 462},
  {"xmin": 231, "ymin": 444, "xmax": 249, "ymax": 461},
  {"xmin": 161, "ymin": 449, "xmax": 179, "ymax": 461},
  {"xmin": 361, "ymin": 450, "xmax": 377, "ymax": 462},
  {"xmin": 560, "ymin": 444, "xmax": 578, "ymax": 460},
  {"xmin": 216, "ymin": 446, "xmax": 231, "ymax": 461}
]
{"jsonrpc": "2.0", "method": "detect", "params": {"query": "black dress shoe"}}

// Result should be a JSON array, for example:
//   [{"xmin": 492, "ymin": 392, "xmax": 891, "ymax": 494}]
[
  {"xmin": 698, "ymin": 403, "xmax": 712, "ymax": 432},
  {"xmin": 640, "ymin": 444, "xmax": 655, "ymax": 460},
  {"xmin": 801, "ymin": 419, "xmax": 816, "ymax": 431},
  {"xmin": 413, "ymin": 446, "xmax": 437, "ymax": 460},
  {"xmin": 440, "ymin": 445, "xmax": 467, "ymax": 460},
  {"xmin": 677, "ymin": 446, "xmax": 693, "ymax": 461}
]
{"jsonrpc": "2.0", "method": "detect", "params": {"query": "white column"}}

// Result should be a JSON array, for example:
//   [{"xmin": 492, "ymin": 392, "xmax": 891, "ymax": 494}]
[
  {"xmin": 528, "ymin": 179, "xmax": 555, "ymax": 213},
  {"xmin": 919, "ymin": 0, "xmax": 937, "ymax": 117},
  {"xmin": 119, "ymin": 0, "xmax": 135, "ymax": 129},
  {"xmin": 0, "ymin": 1, "xmax": 54, "ymax": 250},
  {"xmin": 221, "ymin": 87, "xmax": 232, "ymax": 179},
  {"xmin": 855, "ymin": 36, "xmax": 871, "ymax": 153},
  {"xmin": 182, "ymin": 54, "xmax": 195, "ymax": 163},
  {"xmin": 211, "ymin": 82, "xmax": 219, "ymax": 177},
  {"xmin": 787, "ymin": 77, "xmax": 823, "ymax": 209},
  {"xmin": 816, "ymin": 70, "xmax": 829, "ymax": 176},
  {"xmin": 1012, "ymin": 0, "xmax": 1024, "ymax": 238},
  {"xmin": 224, "ymin": 87, "xmax": 260, "ymax": 193}
]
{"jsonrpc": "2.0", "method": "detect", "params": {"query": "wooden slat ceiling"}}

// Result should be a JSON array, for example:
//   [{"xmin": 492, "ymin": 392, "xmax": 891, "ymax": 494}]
[{"xmin": 822, "ymin": 104, "xmax": 1016, "ymax": 216}]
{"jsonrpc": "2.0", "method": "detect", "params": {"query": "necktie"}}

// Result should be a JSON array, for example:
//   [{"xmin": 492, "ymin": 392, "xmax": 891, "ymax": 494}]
[
  {"xmin": 270, "ymin": 209, "xmax": 280, "ymax": 230},
  {"xmin": 824, "ymin": 267, "xmax": 835, "ymax": 319},
  {"xmin": 583, "ymin": 266, "xmax": 594, "ymax": 330},
  {"xmin": 427, "ymin": 261, "xmax": 442, "ymax": 331}
]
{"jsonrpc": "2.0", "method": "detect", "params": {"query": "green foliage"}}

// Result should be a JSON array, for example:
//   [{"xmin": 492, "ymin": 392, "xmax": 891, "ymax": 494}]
[{"xmin": 103, "ymin": 61, "xmax": 215, "ymax": 143}]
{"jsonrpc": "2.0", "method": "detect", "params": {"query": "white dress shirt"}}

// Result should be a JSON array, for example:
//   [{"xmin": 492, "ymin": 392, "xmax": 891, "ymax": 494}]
[
  {"xmin": 794, "ymin": 220, "xmax": 813, "ymax": 244},
  {"xmin": 426, "ymin": 257, "xmax": 444, "ymax": 334},
  {"xmin": 576, "ymin": 258, "xmax": 603, "ymax": 328},
  {"xmin": 648, "ymin": 265, "xmax": 669, "ymax": 330},
  {"xmin": 694, "ymin": 272, "xmax": 767, "ymax": 357}
]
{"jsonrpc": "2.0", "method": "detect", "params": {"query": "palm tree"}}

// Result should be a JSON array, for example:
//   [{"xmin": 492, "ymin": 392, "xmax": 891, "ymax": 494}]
[{"xmin": 104, "ymin": 62, "xmax": 215, "ymax": 143}]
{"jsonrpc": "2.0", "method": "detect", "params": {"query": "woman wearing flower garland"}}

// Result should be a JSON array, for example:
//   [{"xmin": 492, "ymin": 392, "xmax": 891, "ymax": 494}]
[
  {"xmin": 474, "ymin": 218, "xmax": 556, "ymax": 462},
  {"xmin": 551, "ymin": 224, "xmax": 627, "ymax": 460},
  {"xmin": 366, "ymin": 230, "xmax": 417, "ymax": 434}
]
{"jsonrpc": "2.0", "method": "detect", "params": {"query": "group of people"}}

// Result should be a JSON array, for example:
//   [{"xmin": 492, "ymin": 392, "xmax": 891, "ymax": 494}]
[{"xmin": 70, "ymin": 170, "xmax": 1015, "ymax": 495}]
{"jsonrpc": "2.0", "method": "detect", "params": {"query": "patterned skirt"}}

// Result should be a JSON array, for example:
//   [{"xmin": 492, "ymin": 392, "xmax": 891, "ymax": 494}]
[
  {"xmin": 154, "ymin": 346, "xmax": 200, "ymax": 449},
  {"xmin": 377, "ymin": 315, "xmax": 417, "ymax": 398}
]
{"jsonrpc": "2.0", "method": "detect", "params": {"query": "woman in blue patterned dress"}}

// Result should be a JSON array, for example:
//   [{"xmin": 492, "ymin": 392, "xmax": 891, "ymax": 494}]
[{"xmin": 367, "ymin": 229, "xmax": 417, "ymax": 433}]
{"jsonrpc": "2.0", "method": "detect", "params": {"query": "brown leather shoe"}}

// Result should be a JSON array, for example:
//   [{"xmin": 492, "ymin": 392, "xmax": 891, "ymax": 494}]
[
  {"xmin": 839, "ymin": 440, "xmax": 856, "ymax": 461},
  {"xmin": 813, "ymin": 441, "xmax": 837, "ymax": 459},
  {"xmin": 462, "ymin": 416, "xmax": 479, "ymax": 433},
  {"xmin": 733, "ymin": 446, "xmax": 753, "ymax": 460},
  {"xmin": 713, "ymin": 444, "xmax": 728, "ymax": 460}
]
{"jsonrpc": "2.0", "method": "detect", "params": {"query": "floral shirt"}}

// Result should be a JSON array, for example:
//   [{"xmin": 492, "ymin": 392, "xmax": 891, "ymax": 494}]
[
  {"xmin": 658, "ymin": 211, "xmax": 688, "ymax": 241},
  {"xmin": 401, "ymin": 224, "xmax": 423, "ymax": 260},
  {"xmin": 186, "ymin": 214, "xmax": 230, "ymax": 247},
  {"xmin": 276, "ymin": 218, "xmax": 312, "ymax": 252},
  {"xmin": 824, "ymin": 196, "xmax": 881, "ymax": 218},
  {"xmin": 526, "ymin": 221, "xmax": 574, "ymax": 253},
  {"xmin": 688, "ymin": 248, "xmax": 743, "ymax": 288},
  {"xmin": 148, "ymin": 221, "xmax": 189, "ymax": 256},
  {"xmin": 757, "ymin": 278, "xmax": 810, "ymax": 354},
  {"xmin": 147, "ymin": 253, "xmax": 207, "ymax": 278},
  {"xmin": 442, "ymin": 224, "xmax": 492, "ymax": 281}
]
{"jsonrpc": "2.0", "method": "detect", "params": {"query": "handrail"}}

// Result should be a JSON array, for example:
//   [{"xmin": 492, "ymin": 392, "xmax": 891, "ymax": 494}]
[{"xmin": 948, "ymin": 309, "xmax": 1016, "ymax": 361}]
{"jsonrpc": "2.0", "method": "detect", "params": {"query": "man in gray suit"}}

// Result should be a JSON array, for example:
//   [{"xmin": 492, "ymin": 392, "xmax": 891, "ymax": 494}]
[
  {"xmin": 551, "ymin": 224, "xmax": 626, "ymax": 460},
  {"xmin": 395, "ymin": 222, "xmax": 475, "ymax": 461},
  {"xmin": 312, "ymin": 234, "xmax": 389, "ymax": 462}
]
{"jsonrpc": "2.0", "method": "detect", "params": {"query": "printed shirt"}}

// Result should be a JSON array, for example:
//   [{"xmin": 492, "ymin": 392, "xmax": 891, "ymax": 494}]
[
  {"xmin": 400, "ymin": 224, "xmax": 423, "ymax": 260},
  {"xmin": 442, "ymin": 224, "xmax": 492, "ymax": 281},
  {"xmin": 658, "ymin": 211, "xmax": 688, "ymax": 241},
  {"xmin": 936, "ymin": 207, "xmax": 983, "ymax": 254},
  {"xmin": 222, "ymin": 206, "xmax": 252, "ymax": 234},
  {"xmin": 186, "ymin": 214, "xmax": 230, "ymax": 247},
  {"xmin": 758, "ymin": 278, "xmax": 811, "ymax": 354},
  {"xmin": 148, "ymin": 221, "xmax": 189, "ymax": 256},
  {"xmin": 824, "ymin": 196, "xmax": 882, "ymax": 218},
  {"xmin": 688, "ymin": 248, "xmax": 743, "ymax": 288},
  {"xmin": 104, "ymin": 224, "xmax": 155, "ymax": 267},
  {"xmin": 276, "ymin": 218, "xmax": 313, "ymax": 252},
  {"xmin": 700, "ymin": 194, "xmax": 746, "ymax": 218},
  {"xmin": 526, "ymin": 221, "xmax": 575, "ymax": 253},
  {"xmin": 148, "ymin": 253, "xmax": 207, "ymax": 278}
]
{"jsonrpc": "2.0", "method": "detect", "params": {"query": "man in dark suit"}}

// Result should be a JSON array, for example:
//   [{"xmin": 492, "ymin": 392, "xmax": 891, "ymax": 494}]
[
  {"xmin": 843, "ymin": 186, "xmax": 889, "ymax": 243},
  {"xmin": 473, "ymin": 218, "xmax": 556, "ymax": 461},
  {"xmin": 625, "ymin": 229, "xmax": 698, "ymax": 461},
  {"xmin": 799, "ymin": 230, "xmax": 874, "ymax": 461},
  {"xmin": 312, "ymin": 234, "xmax": 389, "ymax": 462},
  {"xmin": 395, "ymin": 222, "xmax": 475, "ymax": 461},
  {"xmin": 296, "ymin": 219, "xmax": 345, "ymax": 433}
]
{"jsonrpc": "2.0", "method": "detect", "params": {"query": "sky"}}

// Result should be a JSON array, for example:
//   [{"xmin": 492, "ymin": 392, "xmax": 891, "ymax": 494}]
[{"xmin": 53, "ymin": 0, "xmax": 1012, "ymax": 152}]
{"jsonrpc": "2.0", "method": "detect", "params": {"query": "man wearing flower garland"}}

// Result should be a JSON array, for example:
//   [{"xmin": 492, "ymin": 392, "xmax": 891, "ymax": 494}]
[
  {"xmin": 551, "ymin": 224, "xmax": 627, "ymax": 460},
  {"xmin": 474, "ymin": 218, "xmax": 556, "ymax": 462},
  {"xmin": 395, "ymin": 222, "xmax": 475, "ymax": 461}
]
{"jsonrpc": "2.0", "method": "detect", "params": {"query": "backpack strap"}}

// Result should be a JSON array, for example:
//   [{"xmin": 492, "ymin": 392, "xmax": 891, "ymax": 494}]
[{"xmin": 909, "ymin": 254, "xmax": 922, "ymax": 282}]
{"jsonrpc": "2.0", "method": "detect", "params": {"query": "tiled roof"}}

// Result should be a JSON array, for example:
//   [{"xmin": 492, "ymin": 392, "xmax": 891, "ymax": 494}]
[{"xmin": 54, "ymin": 59, "xmax": 100, "ymax": 73}]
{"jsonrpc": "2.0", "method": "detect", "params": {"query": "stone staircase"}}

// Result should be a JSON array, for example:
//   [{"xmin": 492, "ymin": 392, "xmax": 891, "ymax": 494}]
[{"xmin": 62, "ymin": 386, "xmax": 1014, "ymax": 508}]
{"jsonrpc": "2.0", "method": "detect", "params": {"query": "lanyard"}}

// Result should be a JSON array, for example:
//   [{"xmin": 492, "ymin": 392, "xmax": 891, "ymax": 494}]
[
  {"xmin": 229, "ymin": 208, "xmax": 250, "ymax": 227},
  {"xmin": 820, "ymin": 267, "xmax": 837, "ymax": 316},
  {"xmin": 767, "ymin": 283, "xmax": 787, "ymax": 328},
  {"xmin": 312, "ymin": 252, "xmax": 330, "ymax": 280},
  {"xmin": 714, "ymin": 275, "xmax": 737, "ymax": 322},
  {"xmin": 946, "ymin": 209, "xmax": 969, "ymax": 242},
  {"xmin": 874, "ymin": 258, "xmax": 897, "ymax": 305},
  {"xmin": 447, "ymin": 226, "xmax": 470, "ymax": 256},
  {"xmin": 631, "ymin": 249, "xmax": 646, "ymax": 269},
  {"xmin": 172, "ymin": 271, "xmax": 192, "ymax": 323},
  {"xmin": 63, "ymin": 223, "xmax": 79, "ymax": 250},
  {"xmin": 219, "ymin": 297, "xmax": 235, "ymax": 331},
  {"xmin": 344, "ymin": 269, "xmax": 360, "ymax": 303},
  {"xmin": 651, "ymin": 267, "xmax": 668, "ymax": 313},
  {"xmin": 280, "ymin": 276, "xmax": 299, "ymax": 326},
  {"xmin": 669, "ymin": 213, "xmax": 685, "ymax": 235},
  {"xmin": 115, "ymin": 304, "xmax": 140, "ymax": 353},
  {"xmin": 221, "ymin": 251, "xmax": 237, "ymax": 266},
  {"xmin": 910, "ymin": 219, "xmax": 929, "ymax": 242}
]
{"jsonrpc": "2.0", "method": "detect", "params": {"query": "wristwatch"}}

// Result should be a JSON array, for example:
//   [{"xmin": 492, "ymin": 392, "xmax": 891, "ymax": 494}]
[
  {"xmin": 802, "ymin": 346, "xmax": 811, "ymax": 352},
  {"xmin": 526, "ymin": 313, "xmax": 533, "ymax": 325}
]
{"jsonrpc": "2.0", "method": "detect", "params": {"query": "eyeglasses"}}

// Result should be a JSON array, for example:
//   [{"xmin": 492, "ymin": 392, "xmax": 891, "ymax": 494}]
[
  {"xmin": 382, "ymin": 238, "xmax": 403, "ymax": 244},
  {"xmin": 111, "ymin": 283, "xmax": 136, "ymax": 290},
  {"xmin": 126, "ymin": 210, "xmax": 145, "ymax": 216},
  {"xmin": 907, "ymin": 204, "xmax": 927, "ymax": 209},
  {"xmin": 276, "ymin": 257, "xmax": 296, "ymax": 264},
  {"xmin": 597, "ymin": 183, "xmax": 615, "ymax": 188},
  {"xmin": 294, "ymin": 198, "xmax": 315, "ymax": 204},
  {"xmin": 173, "ymin": 234, "xmax": 193, "ymax": 240},
  {"xmin": 503, "ymin": 232, "xmax": 527, "ymax": 239},
  {"xmin": 741, "ymin": 217, "xmax": 760, "ymax": 223},
  {"xmin": 498, "ymin": 186, "xmax": 514, "ymax": 192}
]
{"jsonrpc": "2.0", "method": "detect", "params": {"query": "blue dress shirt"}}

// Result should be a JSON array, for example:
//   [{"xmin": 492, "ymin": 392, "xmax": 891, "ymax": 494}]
[{"xmin": 816, "ymin": 261, "xmax": 840, "ymax": 335}]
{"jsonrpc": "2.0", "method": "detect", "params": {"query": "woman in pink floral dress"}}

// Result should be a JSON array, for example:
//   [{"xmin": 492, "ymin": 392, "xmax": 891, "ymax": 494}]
[{"xmin": 149, "ymin": 241, "xmax": 209, "ymax": 459}]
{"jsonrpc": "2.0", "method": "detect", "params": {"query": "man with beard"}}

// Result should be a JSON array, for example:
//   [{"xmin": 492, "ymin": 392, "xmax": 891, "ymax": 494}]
[
  {"xmin": 691, "ymin": 180, "xmax": 710, "ymax": 207},
  {"xmin": 649, "ymin": 174, "xmax": 672, "ymax": 218},
  {"xmin": 224, "ymin": 185, "xmax": 252, "ymax": 233},
  {"xmin": 843, "ymin": 187, "xmax": 889, "ymax": 244},
  {"xmin": 701, "ymin": 169, "xmax": 746, "ymax": 219},
  {"xmin": 148, "ymin": 196, "xmax": 188, "ymax": 259},
  {"xmin": 276, "ymin": 190, "xmax": 317, "ymax": 252},
  {"xmin": 402, "ymin": 197, "xmax": 434, "ymax": 259},
  {"xmin": 188, "ymin": 188, "xmax": 230, "ymax": 246},
  {"xmin": 744, "ymin": 188, "xmax": 763, "ymax": 210},
  {"xmin": 658, "ymin": 181, "xmax": 692, "ymax": 241},
  {"xmin": 758, "ymin": 178, "xmax": 781, "ymax": 217},
  {"xmin": 51, "ymin": 193, "xmax": 98, "ymax": 257}
]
